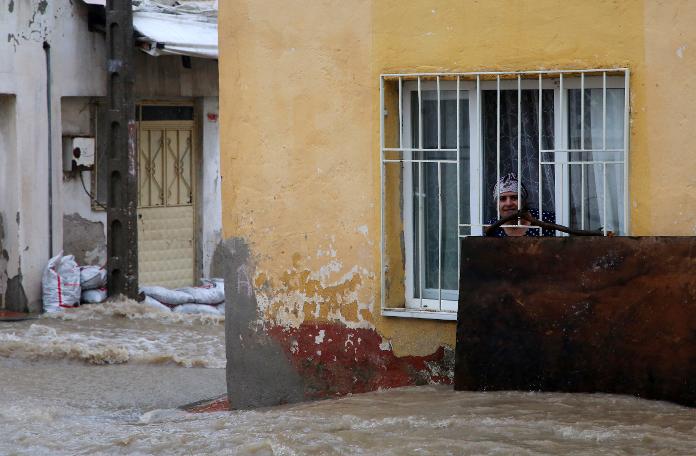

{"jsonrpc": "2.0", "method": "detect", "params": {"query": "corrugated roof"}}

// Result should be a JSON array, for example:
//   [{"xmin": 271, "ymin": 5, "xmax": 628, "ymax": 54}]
[
  {"xmin": 133, "ymin": 0, "xmax": 217, "ymax": 21},
  {"xmin": 134, "ymin": 12, "xmax": 217, "ymax": 59},
  {"xmin": 79, "ymin": 0, "xmax": 218, "ymax": 59}
]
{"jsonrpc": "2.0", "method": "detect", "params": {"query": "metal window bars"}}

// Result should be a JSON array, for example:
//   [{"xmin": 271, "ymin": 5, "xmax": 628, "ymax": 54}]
[{"xmin": 380, "ymin": 69, "xmax": 630, "ymax": 319}]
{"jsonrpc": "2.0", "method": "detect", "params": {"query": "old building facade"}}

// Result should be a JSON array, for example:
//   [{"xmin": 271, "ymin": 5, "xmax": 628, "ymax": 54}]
[{"xmin": 218, "ymin": 0, "xmax": 696, "ymax": 406}]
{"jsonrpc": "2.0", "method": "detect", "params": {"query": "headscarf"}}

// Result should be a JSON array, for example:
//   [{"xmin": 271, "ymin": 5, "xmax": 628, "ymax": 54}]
[{"xmin": 493, "ymin": 173, "xmax": 528, "ymax": 201}]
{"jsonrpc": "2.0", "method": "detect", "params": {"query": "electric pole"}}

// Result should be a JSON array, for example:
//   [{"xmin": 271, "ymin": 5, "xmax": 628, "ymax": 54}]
[{"xmin": 105, "ymin": 0, "xmax": 139, "ymax": 299}]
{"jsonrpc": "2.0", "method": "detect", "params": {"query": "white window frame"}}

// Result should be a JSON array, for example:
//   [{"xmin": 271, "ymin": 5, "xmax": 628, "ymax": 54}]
[
  {"xmin": 380, "ymin": 69, "xmax": 630, "ymax": 321},
  {"xmin": 401, "ymin": 79, "xmax": 474, "ymax": 313}
]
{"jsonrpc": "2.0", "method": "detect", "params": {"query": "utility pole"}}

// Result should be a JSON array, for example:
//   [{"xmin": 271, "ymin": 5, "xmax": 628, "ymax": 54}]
[{"xmin": 105, "ymin": 0, "xmax": 139, "ymax": 299}]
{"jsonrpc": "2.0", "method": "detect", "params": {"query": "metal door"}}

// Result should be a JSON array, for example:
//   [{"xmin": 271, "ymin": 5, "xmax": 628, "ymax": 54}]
[{"xmin": 137, "ymin": 120, "xmax": 195, "ymax": 288}]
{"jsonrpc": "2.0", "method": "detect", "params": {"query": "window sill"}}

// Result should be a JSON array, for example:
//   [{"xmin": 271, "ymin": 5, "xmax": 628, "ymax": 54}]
[{"xmin": 381, "ymin": 307, "xmax": 457, "ymax": 321}]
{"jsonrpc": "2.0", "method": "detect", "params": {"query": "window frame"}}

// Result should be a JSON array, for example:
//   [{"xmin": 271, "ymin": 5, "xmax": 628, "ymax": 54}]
[
  {"xmin": 380, "ymin": 69, "xmax": 631, "ymax": 320},
  {"xmin": 401, "ymin": 79, "xmax": 473, "ymax": 312}
]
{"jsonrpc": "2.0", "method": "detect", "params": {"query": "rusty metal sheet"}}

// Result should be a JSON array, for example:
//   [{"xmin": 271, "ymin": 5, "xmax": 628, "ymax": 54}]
[{"xmin": 455, "ymin": 236, "xmax": 696, "ymax": 407}]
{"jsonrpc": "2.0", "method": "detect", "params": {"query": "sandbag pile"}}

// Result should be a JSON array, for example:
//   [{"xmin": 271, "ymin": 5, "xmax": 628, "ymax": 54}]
[
  {"xmin": 42, "ymin": 252, "xmax": 82, "ymax": 312},
  {"xmin": 140, "ymin": 279, "xmax": 225, "ymax": 315},
  {"xmin": 79, "ymin": 266, "xmax": 107, "ymax": 304},
  {"xmin": 42, "ymin": 252, "xmax": 224, "ymax": 315},
  {"xmin": 42, "ymin": 253, "xmax": 110, "ymax": 312}
]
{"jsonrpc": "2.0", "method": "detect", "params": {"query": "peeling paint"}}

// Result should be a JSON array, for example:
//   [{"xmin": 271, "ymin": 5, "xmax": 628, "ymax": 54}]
[
  {"xmin": 215, "ymin": 238, "xmax": 306, "ymax": 409},
  {"xmin": 267, "ymin": 322, "xmax": 454, "ymax": 398},
  {"xmin": 253, "ymin": 240, "xmax": 377, "ymax": 331},
  {"xmin": 676, "ymin": 44, "xmax": 687, "ymax": 59},
  {"xmin": 63, "ymin": 213, "xmax": 106, "ymax": 266},
  {"xmin": 13, "ymin": 0, "xmax": 63, "ymax": 44},
  {"xmin": 217, "ymin": 237, "xmax": 455, "ymax": 406},
  {"xmin": 255, "ymin": 262, "xmax": 374, "ymax": 330},
  {"xmin": 4, "ymin": 273, "xmax": 28, "ymax": 313},
  {"xmin": 8, "ymin": 0, "xmax": 14, "ymax": 13},
  {"xmin": 7, "ymin": 34, "xmax": 19, "ymax": 48},
  {"xmin": 379, "ymin": 338, "xmax": 391, "ymax": 351}
]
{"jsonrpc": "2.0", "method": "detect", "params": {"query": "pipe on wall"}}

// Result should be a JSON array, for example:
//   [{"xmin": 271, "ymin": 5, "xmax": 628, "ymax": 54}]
[{"xmin": 43, "ymin": 41, "xmax": 53, "ymax": 257}]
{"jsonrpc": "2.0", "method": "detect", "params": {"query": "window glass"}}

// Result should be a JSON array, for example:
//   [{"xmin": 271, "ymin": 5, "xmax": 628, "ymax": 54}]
[
  {"xmin": 385, "ymin": 73, "xmax": 628, "ymax": 315},
  {"xmin": 482, "ymin": 89, "xmax": 555, "ymax": 223},
  {"xmin": 410, "ymin": 90, "xmax": 468, "ymax": 300},
  {"xmin": 568, "ymin": 88, "xmax": 625, "ymax": 233},
  {"xmin": 137, "ymin": 105, "xmax": 194, "ymax": 121}
]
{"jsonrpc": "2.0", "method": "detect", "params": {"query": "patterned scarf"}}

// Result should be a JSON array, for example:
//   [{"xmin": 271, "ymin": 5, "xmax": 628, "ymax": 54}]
[{"xmin": 493, "ymin": 173, "xmax": 528, "ymax": 201}]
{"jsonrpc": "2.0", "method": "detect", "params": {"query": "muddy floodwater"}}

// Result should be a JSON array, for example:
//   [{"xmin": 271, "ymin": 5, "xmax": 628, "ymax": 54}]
[{"xmin": 1, "ymin": 300, "xmax": 695, "ymax": 455}]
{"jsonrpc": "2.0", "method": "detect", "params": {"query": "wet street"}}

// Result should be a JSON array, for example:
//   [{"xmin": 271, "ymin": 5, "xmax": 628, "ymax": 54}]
[{"xmin": 1, "ymin": 300, "xmax": 695, "ymax": 455}]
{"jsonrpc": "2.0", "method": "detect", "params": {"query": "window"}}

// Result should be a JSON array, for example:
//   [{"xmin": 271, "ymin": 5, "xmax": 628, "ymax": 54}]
[{"xmin": 380, "ymin": 70, "xmax": 629, "ymax": 319}]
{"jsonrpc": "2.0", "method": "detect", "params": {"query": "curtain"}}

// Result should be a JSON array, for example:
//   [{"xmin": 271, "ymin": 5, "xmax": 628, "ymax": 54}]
[
  {"xmin": 568, "ymin": 89, "xmax": 624, "ymax": 233},
  {"xmin": 482, "ymin": 90, "xmax": 556, "ymax": 223},
  {"xmin": 411, "ymin": 91, "xmax": 468, "ymax": 299}
]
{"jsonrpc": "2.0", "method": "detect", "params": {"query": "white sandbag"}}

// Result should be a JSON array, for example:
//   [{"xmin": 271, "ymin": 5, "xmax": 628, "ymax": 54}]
[
  {"xmin": 80, "ymin": 266, "xmax": 107, "ymax": 290},
  {"xmin": 173, "ymin": 304, "xmax": 222, "ymax": 315},
  {"xmin": 140, "ymin": 286, "xmax": 193, "ymax": 306},
  {"xmin": 176, "ymin": 279, "xmax": 225, "ymax": 305},
  {"xmin": 216, "ymin": 303, "xmax": 225, "ymax": 315},
  {"xmin": 82, "ymin": 288, "xmax": 108, "ymax": 304},
  {"xmin": 142, "ymin": 295, "xmax": 172, "ymax": 312},
  {"xmin": 42, "ymin": 252, "xmax": 82, "ymax": 312}
]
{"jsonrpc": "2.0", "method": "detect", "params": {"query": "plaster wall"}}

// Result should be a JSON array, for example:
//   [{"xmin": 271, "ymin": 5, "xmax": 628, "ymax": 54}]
[
  {"xmin": 198, "ymin": 97, "xmax": 222, "ymax": 279},
  {"xmin": 219, "ymin": 0, "xmax": 696, "ymax": 402},
  {"xmin": 60, "ymin": 97, "xmax": 107, "ymax": 267},
  {"xmin": 0, "ymin": 0, "xmax": 100, "ymax": 311},
  {"xmin": 636, "ymin": 0, "xmax": 696, "ymax": 234},
  {"xmin": 219, "ymin": 0, "xmax": 455, "ymax": 406},
  {"xmin": 219, "ymin": 0, "xmax": 378, "ymax": 335}
]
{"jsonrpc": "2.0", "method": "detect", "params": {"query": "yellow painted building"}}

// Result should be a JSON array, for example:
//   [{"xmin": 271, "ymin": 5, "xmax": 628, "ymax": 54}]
[{"xmin": 217, "ymin": 0, "xmax": 696, "ymax": 403}]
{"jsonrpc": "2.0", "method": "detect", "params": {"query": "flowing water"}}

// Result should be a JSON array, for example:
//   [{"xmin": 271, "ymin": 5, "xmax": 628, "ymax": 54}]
[{"xmin": 0, "ymin": 299, "xmax": 695, "ymax": 455}]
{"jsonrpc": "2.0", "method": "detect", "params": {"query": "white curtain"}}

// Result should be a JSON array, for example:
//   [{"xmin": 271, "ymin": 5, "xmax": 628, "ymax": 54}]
[
  {"xmin": 569, "ymin": 89, "xmax": 625, "ymax": 234},
  {"xmin": 411, "ymin": 90, "xmax": 468, "ymax": 299}
]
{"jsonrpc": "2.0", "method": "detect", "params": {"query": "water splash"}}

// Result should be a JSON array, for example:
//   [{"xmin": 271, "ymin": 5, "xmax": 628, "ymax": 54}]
[{"xmin": 0, "ymin": 298, "xmax": 225, "ymax": 367}]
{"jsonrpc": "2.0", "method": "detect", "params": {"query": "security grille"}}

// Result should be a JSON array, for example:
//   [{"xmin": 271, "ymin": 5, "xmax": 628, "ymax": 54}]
[
  {"xmin": 138, "ymin": 126, "xmax": 193, "ymax": 208},
  {"xmin": 379, "ymin": 69, "xmax": 630, "ymax": 319}
]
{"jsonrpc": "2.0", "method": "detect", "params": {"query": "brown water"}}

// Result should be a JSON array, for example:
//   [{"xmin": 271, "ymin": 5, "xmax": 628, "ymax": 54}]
[
  {"xmin": 1, "ymin": 300, "xmax": 695, "ymax": 455},
  {"xmin": 0, "ymin": 299, "xmax": 226, "ymax": 367}
]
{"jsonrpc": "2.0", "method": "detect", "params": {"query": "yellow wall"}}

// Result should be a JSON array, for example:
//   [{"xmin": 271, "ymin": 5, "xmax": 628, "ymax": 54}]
[
  {"xmin": 639, "ymin": 0, "xmax": 696, "ymax": 234},
  {"xmin": 219, "ymin": 0, "xmax": 696, "ymax": 357}
]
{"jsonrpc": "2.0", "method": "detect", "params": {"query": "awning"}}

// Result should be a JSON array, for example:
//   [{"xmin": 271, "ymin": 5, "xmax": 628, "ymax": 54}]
[
  {"xmin": 134, "ymin": 12, "xmax": 218, "ymax": 59},
  {"xmin": 79, "ymin": 0, "xmax": 218, "ymax": 60}
]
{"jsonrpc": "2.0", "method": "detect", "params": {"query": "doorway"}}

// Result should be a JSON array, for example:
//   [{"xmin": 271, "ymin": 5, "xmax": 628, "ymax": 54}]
[{"xmin": 136, "ymin": 103, "xmax": 196, "ymax": 288}]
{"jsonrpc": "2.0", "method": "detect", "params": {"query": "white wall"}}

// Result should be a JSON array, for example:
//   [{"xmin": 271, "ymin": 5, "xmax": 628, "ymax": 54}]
[
  {"xmin": 200, "ymin": 97, "xmax": 222, "ymax": 278},
  {"xmin": 0, "ymin": 1, "xmax": 103, "ymax": 311}
]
